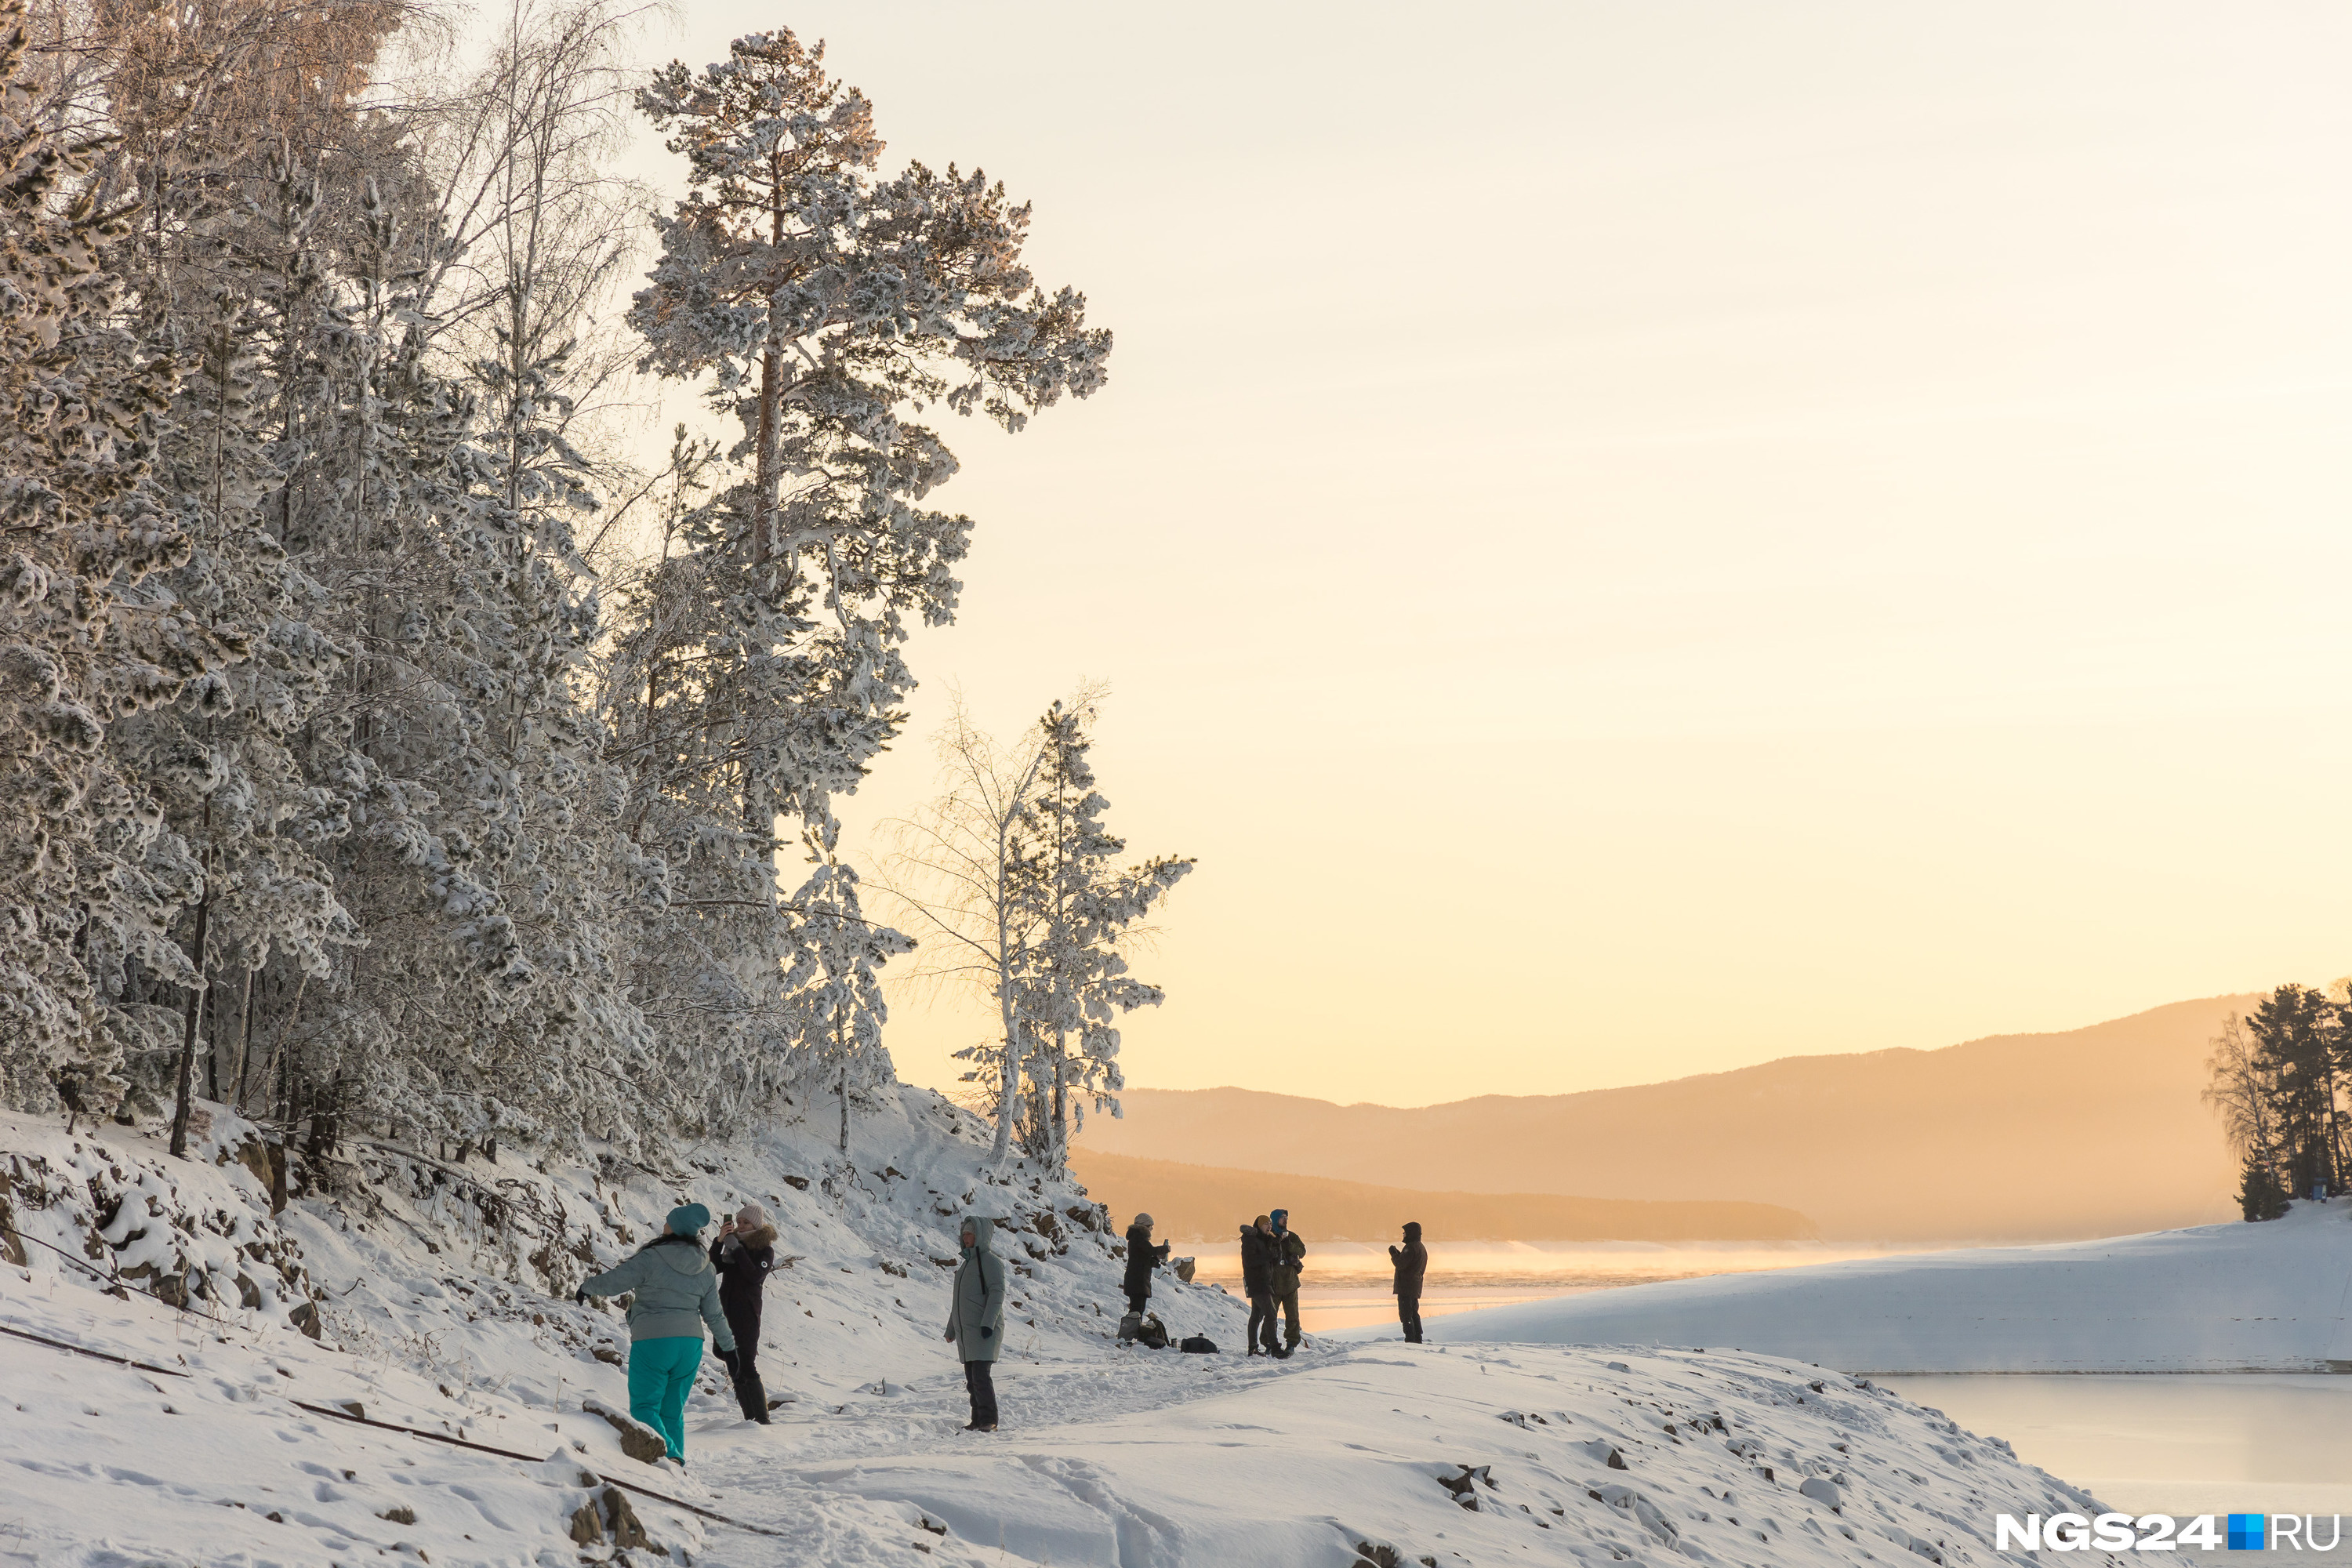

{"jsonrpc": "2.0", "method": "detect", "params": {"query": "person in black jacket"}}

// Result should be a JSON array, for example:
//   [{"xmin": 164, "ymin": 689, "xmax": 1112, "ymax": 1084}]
[
  {"xmin": 710, "ymin": 1202, "xmax": 779, "ymax": 1422},
  {"xmin": 1240, "ymin": 1214, "xmax": 1276, "ymax": 1355},
  {"xmin": 1123, "ymin": 1212, "xmax": 1170, "ymax": 1315},
  {"xmin": 1266, "ymin": 1207, "xmax": 1305, "ymax": 1356},
  {"xmin": 1388, "ymin": 1219, "xmax": 1428, "ymax": 1344}
]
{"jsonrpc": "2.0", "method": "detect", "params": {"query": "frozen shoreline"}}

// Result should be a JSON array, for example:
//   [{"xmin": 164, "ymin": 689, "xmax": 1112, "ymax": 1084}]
[{"xmin": 1402, "ymin": 1203, "xmax": 2352, "ymax": 1374}]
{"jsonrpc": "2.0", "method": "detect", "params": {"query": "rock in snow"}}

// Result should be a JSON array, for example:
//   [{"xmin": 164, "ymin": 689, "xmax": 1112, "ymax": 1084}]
[{"xmin": 0, "ymin": 1098, "xmax": 2122, "ymax": 1566}]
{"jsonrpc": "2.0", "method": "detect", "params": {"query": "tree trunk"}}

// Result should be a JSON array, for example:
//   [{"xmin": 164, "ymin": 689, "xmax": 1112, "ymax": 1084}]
[
  {"xmin": 229, "ymin": 966, "xmax": 256, "ymax": 1112},
  {"xmin": 753, "ymin": 343, "xmax": 780, "ymax": 567},
  {"xmin": 1050, "ymin": 1031, "xmax": 1068, "ymax": 1172},
  {"xmin": 169, "ymin": 880, "xmax": 212, "ymax": 1158}
]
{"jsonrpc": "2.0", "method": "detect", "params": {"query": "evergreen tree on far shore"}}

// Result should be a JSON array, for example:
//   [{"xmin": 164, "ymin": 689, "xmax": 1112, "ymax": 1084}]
[{"xmin": 2205, "ymin": 982, "xmax": 2352, "ymax": 1218}]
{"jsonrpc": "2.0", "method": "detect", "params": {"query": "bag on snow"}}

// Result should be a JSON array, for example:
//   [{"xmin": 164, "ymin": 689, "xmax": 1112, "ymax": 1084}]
[
  {"xmin": 1179, "ymin": 1335, "xmax": 1218, "ymax": 1354},
  {"xmin": 1137, "ymin": 1313, "xmax": 1170, "ymax": 1349},
  {"xmin": 1116, "ymin": 1311, "xmax": 1143, "ymax": 1343}
]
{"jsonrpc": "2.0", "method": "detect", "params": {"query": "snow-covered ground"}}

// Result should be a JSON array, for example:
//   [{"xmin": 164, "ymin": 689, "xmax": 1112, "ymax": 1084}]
[
  {"xmin": 1407, "ymin": 1202, "xmax": 2352, "ymax": 1374},
  {"xmin": 2, "ymin": 1099, "xmax": 2136, "ymax": 1566}
]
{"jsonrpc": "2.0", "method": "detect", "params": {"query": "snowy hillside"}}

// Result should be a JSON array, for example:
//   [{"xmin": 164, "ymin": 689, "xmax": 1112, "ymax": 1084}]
[
  {"xmin": 0, "ymin": 1099, "xmax": 2133, "ymax": 1566},
  {"xmin": 1408, "ymin": 1202, "xmax": 2352, "ymax": 1374}
]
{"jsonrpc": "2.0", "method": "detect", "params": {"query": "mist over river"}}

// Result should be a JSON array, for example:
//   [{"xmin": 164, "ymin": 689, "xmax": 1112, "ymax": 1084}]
[{"xmin": 1187, "ymin": 1240, "xmax": 1951, "ymax": 1333}]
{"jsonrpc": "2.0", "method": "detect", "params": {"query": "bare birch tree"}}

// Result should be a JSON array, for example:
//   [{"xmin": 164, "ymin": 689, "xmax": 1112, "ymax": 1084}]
[{"xmin": 876, "ymin": 700, "xmax": 1054, "ymax": 1163}]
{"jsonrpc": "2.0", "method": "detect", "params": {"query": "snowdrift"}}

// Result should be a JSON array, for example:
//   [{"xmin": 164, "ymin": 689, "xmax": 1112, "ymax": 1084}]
[
  {"xmin": 1411, "ymin": 1201, "xmax": 2352, "ymax": 1374},
  {"xmin": 2, "ymin": 1094, "xmax": 2133, "ymax": 1565}
]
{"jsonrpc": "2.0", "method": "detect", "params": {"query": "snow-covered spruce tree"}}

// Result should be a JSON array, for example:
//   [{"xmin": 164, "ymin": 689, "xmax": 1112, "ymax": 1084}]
[
  {"xmin": 100, "ymin": 0, "xmax": 670, "ymax": 1163},
  {"xmin": 274, "ymin": 163, "xmax": 658, "ymax": 1159},
  {"xmin": 85, "ymin": 38, "xmax": 381, "ymax": 1149},
  {"xmin": 1013, "ymin": 698, "xmax": 1192, "ymax": 1171},
  {"xmin": 0, "ymin": 2, "xmax": 201, "ymax": 1116},
  {"xmin": 610, "ymin": 29, "xmax": 1110, "ymax": 1138},
  {"xmin": 782, "ymin": 808, "xmax": 912, "ymax": 1154}
]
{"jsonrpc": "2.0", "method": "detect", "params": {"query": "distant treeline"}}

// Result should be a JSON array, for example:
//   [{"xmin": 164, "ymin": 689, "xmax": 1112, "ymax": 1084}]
[
  {"xmin": 1069, "ymin": 1150, "xmax": 1819, "ymax": 1243},
  {"xmin": 2205, "ymin": 984, "xmax": 2352, "ymax": 1219}
]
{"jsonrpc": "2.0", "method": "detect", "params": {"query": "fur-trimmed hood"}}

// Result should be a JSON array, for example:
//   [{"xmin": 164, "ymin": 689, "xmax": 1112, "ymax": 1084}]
[{"xmin": 720, "ymin": 1222, "xmax": 779, "ymax": 1254}]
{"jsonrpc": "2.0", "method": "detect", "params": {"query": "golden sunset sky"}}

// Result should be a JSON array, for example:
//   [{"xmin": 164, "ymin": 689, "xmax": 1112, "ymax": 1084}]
[{"xmin": 631, "ymin": 2, "xmax": 2352, "ymax": 1108}]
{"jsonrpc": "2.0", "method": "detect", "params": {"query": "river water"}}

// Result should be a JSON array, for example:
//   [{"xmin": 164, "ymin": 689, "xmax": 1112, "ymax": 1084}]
[{"xmin": 1882, "ymin": 1375, "xmax": 2352, "ymax": 1532}]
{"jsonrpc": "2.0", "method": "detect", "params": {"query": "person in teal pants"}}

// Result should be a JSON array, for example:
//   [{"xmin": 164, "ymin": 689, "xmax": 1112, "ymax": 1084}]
[{"xmin": 578, "ymin": 1203, "xmax": 738, "ymax": 1463}]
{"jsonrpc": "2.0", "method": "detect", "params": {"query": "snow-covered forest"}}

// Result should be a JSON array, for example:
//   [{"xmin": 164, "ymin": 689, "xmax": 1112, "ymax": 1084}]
[{"xmin": 0, "ymin": 0, "xmax": 1192, "ymax": 1172}]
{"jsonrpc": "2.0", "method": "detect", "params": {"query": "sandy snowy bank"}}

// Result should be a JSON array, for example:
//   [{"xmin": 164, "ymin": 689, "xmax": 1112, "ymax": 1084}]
[{"xmin": 1400, "ymin": 1202, "xmax": 2352, "ymax": 1374}]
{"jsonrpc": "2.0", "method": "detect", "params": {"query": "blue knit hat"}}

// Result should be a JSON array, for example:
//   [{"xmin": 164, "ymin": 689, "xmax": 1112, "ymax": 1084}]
[
  {"xmin": 667, "ymin": 1203, "xmax": 711, "ymax": 1236},
  {"xmin": 1270, "ymin": 1207, "xmax": 1289, "ymax": 1230}
]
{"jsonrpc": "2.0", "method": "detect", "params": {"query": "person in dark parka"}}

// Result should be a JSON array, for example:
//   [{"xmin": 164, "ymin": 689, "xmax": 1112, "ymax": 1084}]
[
  {"xmin": 1267, "ymin": 1207, "xmax": 1305, "ymax": 1356},
  {"xmin": 710, "ymin": 1201, "xmax": 779, "ymax": 1421},
  {"xmin": 1240, "ymin": 1214, "xmax": 1276, "ymax": 1355},
  {"xmin": 1122, "ymin": 1212, "xmax": 1170, "ymax": 1315},
  {"xmin": 943, "ymin": 1215, "xmax": 1006, "ymax": 1431},
  {"xmin": 1388, "ymin": 1219, "xmax": 1428, "ymax": 1343}
]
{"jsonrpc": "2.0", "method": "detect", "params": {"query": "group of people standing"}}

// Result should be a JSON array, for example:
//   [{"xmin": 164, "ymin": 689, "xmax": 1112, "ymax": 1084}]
[
  {"xmin": 1236, "ymin": 1213, "xmax": 1425, "ymax": 1350},
  {"xmin": 1236, "ymin": 1210, "xmax": 1308, "ymax": 1356},
  {"xmin": 576, "ymin": 1198, "xmax": 1011, "ymax": 1461},
  {"xmin": 570, "ymin": 1196, "xmax": 1432, "ymax": 1466}
]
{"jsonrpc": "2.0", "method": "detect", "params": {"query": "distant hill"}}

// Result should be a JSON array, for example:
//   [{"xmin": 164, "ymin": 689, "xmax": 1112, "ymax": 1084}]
[
  {"xmin": 1068, "ymin": 1149, "xmax": 1817, "ymax": 1243},
  {"xmin": 1077, "ymin": 996, "xmax": 2253, "ymax": 1240}
]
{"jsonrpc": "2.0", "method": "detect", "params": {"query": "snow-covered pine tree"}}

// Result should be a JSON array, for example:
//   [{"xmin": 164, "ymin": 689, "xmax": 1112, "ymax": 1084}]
[
  {"xmin": 82, "ymin": 26, "xmax": 392, "ymax": 1146},
  {"xmin": 612, "ymin": 28, "xmax": 1112, "ymax": 1138},
  {"xmin": 1014, "ymin": 698, "xmax": 1192, "ymax": 1171},
  {"xmin": 0, "ymin": 2, "xmax": 198, "ymax": 1115}
]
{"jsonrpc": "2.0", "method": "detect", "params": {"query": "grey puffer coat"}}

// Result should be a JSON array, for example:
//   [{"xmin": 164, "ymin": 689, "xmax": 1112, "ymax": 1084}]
[
  {"xmin": 582, "ymin": 1235, "xmax": 737, "ymax": 1348},
  {"xmin": 945, "ymin": 1215, "xmax": 1007, "ymax": 1364}
]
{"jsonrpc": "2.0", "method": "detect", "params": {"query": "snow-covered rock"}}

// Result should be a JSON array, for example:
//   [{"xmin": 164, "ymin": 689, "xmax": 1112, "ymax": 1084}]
[{"xmin": 1413, "ymin": 1201, "xmax": 2352, "ymax": 1373}]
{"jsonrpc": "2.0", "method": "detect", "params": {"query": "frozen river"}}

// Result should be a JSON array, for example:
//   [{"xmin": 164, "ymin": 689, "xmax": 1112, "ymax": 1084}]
[{"xmin": 1883, "ymin": 1374, "xmax": 2352, "ymax": 1531}]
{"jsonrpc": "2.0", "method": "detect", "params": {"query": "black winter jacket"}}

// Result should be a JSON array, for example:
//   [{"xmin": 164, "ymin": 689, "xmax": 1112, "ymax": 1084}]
[
  {"xmin": 710, "ymin": 1223, "xmax": 779, "ymax": 1319},
  {"xmin": 1239, "ymin": 1225, "xmax": 1272, "ymax": 1296},
  {"xmin": 1122, "ymin": 1224, "xmax": 1170, "ymax": 1297},
  {"xmin": 1388, "ymin": 1222, "xmax": 1428, "ymax": 1298}
]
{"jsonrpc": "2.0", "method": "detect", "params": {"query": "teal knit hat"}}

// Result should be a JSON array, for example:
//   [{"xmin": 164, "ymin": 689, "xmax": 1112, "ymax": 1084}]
[{"xmin": 667, "ymin": 1203, "xmax": 711, "ymax": 1236}]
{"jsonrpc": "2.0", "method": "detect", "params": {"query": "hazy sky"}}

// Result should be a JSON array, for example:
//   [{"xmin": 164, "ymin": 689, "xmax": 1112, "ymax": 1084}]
[{"xmin": 626, "ymin": 2, "xmax": 2352, "ymax": 1108}]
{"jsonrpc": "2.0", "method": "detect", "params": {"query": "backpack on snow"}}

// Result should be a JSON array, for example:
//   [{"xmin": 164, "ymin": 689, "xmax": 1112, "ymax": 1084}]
[
  {"xmin": 1116, "ymin": 1311, "xmax": 1143, "ymax": 1344},
  {"xmin": 1179, "ymin": 1334, "xmax": 1218, "ymax": 1354},
  {"xmin": 1137, "ymin": 1312, "xmax": 1170, "ymax": 1349}
]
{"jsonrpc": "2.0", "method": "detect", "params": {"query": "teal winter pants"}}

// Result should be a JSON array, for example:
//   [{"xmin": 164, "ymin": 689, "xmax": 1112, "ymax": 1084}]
[{"xmin": 626, "ymin": 1334, "xmax": 703, "ymax": 1461}]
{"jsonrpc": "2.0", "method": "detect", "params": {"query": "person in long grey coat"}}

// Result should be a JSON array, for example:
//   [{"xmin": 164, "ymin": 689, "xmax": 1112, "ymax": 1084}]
[
  {"xmin": 577, "ymin": 1202, "xmax": 738, "ymax": 1463},
  {"xmin": 942, "ymin": 1214, "xmax": 1006, "ymax": 1431}
]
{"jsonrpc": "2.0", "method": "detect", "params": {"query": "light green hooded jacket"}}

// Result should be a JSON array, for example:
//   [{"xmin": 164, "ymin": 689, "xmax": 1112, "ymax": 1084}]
[
  {"xmin": 582, "ymin": 1236, "xmax": 737, "ymax": 1348},
  {"xmin": 946, "ymin": 1215, "xmax": 1007, "ymax": 1363}
]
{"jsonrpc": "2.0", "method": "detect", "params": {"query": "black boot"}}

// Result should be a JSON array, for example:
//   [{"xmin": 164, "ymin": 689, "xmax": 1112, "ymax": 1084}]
[{"xmin": 735, "ymin": 1363, "xmax": 769, "ymax": 1423}]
